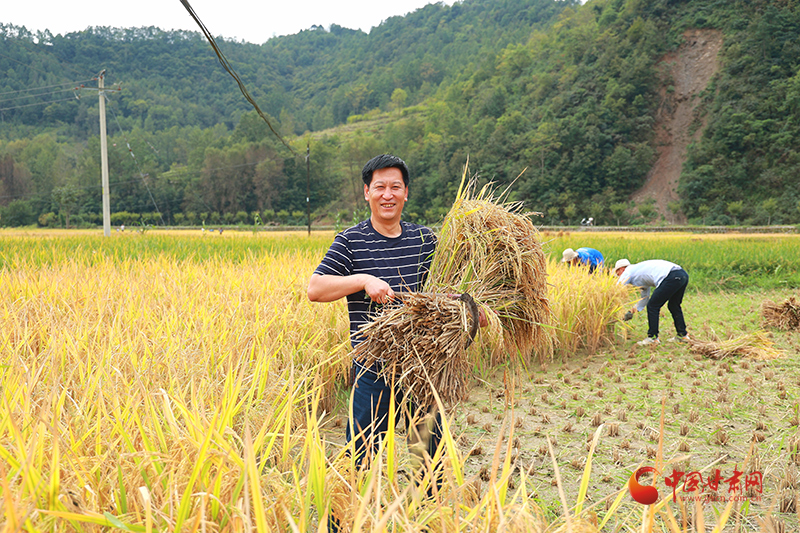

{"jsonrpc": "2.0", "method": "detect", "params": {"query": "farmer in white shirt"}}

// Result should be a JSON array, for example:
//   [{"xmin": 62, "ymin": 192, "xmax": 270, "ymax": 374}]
[{"xmin": 614, "ymin": 258, "xmax": 689, "ymax": 346}]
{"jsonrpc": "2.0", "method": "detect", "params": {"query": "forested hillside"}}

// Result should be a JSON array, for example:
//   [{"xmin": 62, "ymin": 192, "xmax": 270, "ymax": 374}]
[{"xmin": 1, "ymin": 0, "xmax": 799, "ymax": 228}]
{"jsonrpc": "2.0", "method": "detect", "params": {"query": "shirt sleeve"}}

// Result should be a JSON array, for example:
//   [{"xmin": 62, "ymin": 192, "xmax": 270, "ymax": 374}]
[
  {"xmin": 313, "ymin": 234, "xmax": 353, "ymax": 277},
  {"xmin": 635, "ymin": 287, "xmax": 651, "ymax": 312},
  {"xmin": 420, "ymin": 229, "xmax": 437, "ymax": 286}
]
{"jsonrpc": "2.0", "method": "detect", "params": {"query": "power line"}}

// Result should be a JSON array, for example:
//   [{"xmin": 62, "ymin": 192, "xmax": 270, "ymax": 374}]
[
  {"xmin": 0, "ymin": 87, "xmax": 81, "ymax": 103},
  {"xmin": 0, "ymin": 178, "xmax": 143, "ymax": 201},
  {"xmin": 179, "ymin": 0, "xmax": 298, "ymax": 157},
  {"xmin": 0, "ymin": 79, "xmax": 92, "ymax": 97},
  {"xmin": 0, "ymin": 96, "xmax": 78, "ymax": 112},
  {"xmin": 162, "ymin": 161, "xmax": 262, "ymax": 175},
  {"xmin": 0, "ymin": 50, "xmax": 70, "ymax": 82},
  {"xmin": 105, "ymin": 99, "xmax": 165, "ymax": 225}
]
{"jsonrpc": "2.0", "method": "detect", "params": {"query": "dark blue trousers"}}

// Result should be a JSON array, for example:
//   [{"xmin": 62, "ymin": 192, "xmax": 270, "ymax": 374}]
[
  {"xmin": 329, "ymin": 362, "xmax": 442, "ymax": 531},
  {"xmin": 646, "ymin": 268, "xmax": 689, "ymax": 338},
  {"xmin": 347, "ymin": 361, "xmax": 442, "ymax": 467}
]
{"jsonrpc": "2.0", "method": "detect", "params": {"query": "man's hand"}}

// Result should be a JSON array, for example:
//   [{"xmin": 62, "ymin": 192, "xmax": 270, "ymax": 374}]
[
  {"xmin": 478, "ymin": 307, "xmax": 489, "ymax": 328},
  {"xmin": 363, "ymin": 275, "xmax": 395, "ymax": 304},
  {"xmin": 623, "ymin": 310, "xmax": 634, "ymax": 321}
]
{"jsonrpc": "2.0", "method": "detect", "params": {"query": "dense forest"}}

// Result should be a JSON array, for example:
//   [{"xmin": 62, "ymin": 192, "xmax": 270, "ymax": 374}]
[{"xmin": 1, "ymin": 0, "xmax": 799, "ymax": 228}]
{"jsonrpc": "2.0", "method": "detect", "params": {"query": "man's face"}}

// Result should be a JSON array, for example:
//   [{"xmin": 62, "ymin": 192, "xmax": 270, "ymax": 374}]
[{"xmin": 364, "ymin": 167, "xmax": 407, "ymax": 224}]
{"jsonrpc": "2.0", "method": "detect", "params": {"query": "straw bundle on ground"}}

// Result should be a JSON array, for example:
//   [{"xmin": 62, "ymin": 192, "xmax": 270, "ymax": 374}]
[
  {"xmin": 761, "ymin": 296, "xmax": 800, "ymax": 331},
  {"xmin": 353, "ymin": 292, "xmax": 475, "ymax": 405},
  {"xmin": 425, "ymin": 178, "xmax": 552, "ymax": 362},
  {"xmin": 689, "ymin": 331, "xmax": 783, "ymax": 361}
]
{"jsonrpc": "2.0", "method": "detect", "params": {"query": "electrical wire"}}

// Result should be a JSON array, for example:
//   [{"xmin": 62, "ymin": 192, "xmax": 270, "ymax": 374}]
[
  {"xmin": 105, "ymin": 97, "xmax": 166, "ymax": 225},
  {"xmin": 0, "ymin": 80, "xmax": 92, "ymax": 97},
  {"xmin": 0, "ymin": 50, "xmax": 76, "ymax": 83},
  {"xmin": 0, "ymin": 178, "xmax": 143, "ymax": 201},
  {"xmin": 0, "ymin": 87, "xmax": 81, "ymax": 103},
  {"xmin": 0, "ymin": 96, "xmax": 79, "ymax": 112},
  {"xmin": 179, "ymin": 0, "xmax": 298, "ymax": 157}
]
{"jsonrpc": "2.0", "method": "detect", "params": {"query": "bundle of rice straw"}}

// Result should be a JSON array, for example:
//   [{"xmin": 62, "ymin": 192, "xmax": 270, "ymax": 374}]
[
  {"xmin": 425, "ymin": 177, "xmax": 552, "ymax": 362},
  {"xmin": 761, "ymin": 296, "xmax": 800, "ymax": 331},
  {"xmin": 689, "ymin": 331, "xmax": 783, "ymax": 361},
  {"xmin": 352, "ymin": 168, "xmax": 551, "ymax": 406},
  {"xmin": 353, "ymin": 292, "xmax": 475, "ymax": 405}
]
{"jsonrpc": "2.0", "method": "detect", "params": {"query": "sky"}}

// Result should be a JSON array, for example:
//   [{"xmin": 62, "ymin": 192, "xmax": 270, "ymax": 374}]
[{"xmin": 2, "ymin": 0, "xmax": 458, "ymax": 44}]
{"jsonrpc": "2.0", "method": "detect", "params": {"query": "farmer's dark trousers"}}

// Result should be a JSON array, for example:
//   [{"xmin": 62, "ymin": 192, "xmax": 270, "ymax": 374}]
[
  {"xmin": 646, "ymin": 268, "xmax": 689, "ymax": 338},
  {"xmin": 330, "ymin": 362, "xmax": 443, "ymax": 531},
  {"xmin": 347, "ymin": 361, "xmax": 442, "ymax": 467}
]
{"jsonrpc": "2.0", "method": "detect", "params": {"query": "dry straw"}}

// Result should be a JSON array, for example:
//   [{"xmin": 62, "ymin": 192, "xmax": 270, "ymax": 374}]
[
  {"xmin": 353, "ymin": 170, "xmax": 551, "ymax": 406},
  {"xmin": 353, "ymin": 292, "xmax": 473, "ymax": 405},
  {"xmin": 426, "ymin": 176, "xmax": 551, "ymax": 361},
  {"xmin": 761, "ymin": 296, "xmax": 800, "ymax": 331},
  {"xmin": 689, "ymin": 331, "xmax": 783, "ymax": 361}
]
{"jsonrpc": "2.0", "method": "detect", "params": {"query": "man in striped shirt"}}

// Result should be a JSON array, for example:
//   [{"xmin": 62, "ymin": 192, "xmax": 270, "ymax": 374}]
[{"xmin": 308, "ymin": 154, "xmax": 440, "ymax": 471}]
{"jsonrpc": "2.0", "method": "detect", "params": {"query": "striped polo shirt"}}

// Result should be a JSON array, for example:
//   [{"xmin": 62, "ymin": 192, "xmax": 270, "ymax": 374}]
[{"xmin": 314, "ymin": 219, "xmax": 437, "ymax": 349}]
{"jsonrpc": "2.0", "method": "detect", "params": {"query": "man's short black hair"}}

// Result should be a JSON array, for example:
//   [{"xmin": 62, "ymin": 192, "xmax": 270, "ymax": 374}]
[{"xmin": 361, "ymin": 154, "xmax": 410, "ymax": 187}]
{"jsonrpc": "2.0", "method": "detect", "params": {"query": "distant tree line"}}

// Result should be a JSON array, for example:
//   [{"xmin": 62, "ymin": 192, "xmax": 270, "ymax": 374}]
[{"xmin": 1, "ymin": 0, "xmax": 800, "ymax": 227}]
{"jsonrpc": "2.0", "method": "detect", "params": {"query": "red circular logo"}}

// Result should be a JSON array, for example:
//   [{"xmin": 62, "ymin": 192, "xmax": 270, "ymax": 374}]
[{"xmin": 629, "ymin": 466, "xmax": 660, "ymax": 505}]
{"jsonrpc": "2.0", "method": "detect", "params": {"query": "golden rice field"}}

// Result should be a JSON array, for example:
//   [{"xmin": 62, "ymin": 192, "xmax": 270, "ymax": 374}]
[{"xmin": 1, "ymin": 228, "xmax": 799, "ymax": 532}]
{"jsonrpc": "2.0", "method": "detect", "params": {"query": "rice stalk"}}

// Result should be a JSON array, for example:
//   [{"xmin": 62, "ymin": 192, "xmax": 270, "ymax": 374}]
[
  {"xmin": 547, "ymin": 259, "xmax": 635, "ymax": 357},
  {"xmin": 0, "ymin": 248, "xmax": 339, "ymax": 531},
  {"xmin": 426, "ymin": 175, "xmax": 552, "ymax": 363}
]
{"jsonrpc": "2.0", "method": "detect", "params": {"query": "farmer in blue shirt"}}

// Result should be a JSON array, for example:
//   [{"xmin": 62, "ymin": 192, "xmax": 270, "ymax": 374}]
[
  {"xmin": 614, "ymin": 258, "xmax": 690, "ymax": 346},
  {"xmin": 561, "ymin": 247, "xmax": 604, "ymax": 273}
]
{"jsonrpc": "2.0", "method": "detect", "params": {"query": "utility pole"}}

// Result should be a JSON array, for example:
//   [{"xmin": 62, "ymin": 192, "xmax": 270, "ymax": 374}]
[
  {"xmin": 306, "ymin": 140, "xmax": 311, "ymax": 236},
  {"xmin": 98, "ymin": 70, "xmax": 111, "ymax": 236}
]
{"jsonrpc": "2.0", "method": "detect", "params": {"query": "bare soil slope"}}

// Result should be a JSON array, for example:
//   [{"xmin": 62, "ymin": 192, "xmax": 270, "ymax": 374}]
[{"xmin": 632, "ymin": 29, "xmax": 723, "ymax": 222}]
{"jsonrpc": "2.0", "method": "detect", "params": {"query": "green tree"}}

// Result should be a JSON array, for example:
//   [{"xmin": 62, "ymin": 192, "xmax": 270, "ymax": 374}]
[
  {"xmin": 547, "ymin": 206, "xmax": 559, "ymax": 225},
  {"xmin": 564, "ymin": 203, "xmax": 577, "ymax": 225},
  {"xmin": 727, "ymin": 201, "xmax": 744, "ymax": 225},
  {"xmin": 589, "ymin": 202, "xmax": 604, "ymax": 225},
  {"xmin": 761, "ymin": 198, "xmax": 778, "ymax": 225},
  {"xmin": 637, "ymin": 200, "xmax": 656, "ymax": 223},
  {"xmin": 1, "ymin": 199, "xmax": 36, "ymax": 226},
  {"xmin": 52, "ymin": 185, "xmax": 81, "ymax": 228},
  {"xmin": 667, "ymin": 201, "xmax": 681, "ymax": 224},
  {"xmin": 390, "ymin": 88, "xmax": 408, "ymax": 112},
  {"xmin": 698, "ymin": 204, "xmax": 710, "ymax": 225},
  {"xmin": 609, "ymin": 203, "xmax": 628, "ymax": 227}
]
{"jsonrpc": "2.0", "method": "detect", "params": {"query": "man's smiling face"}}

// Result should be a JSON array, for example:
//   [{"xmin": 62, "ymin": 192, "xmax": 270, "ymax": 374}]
[{"xmin": 364, "ymin": 167, "xmax": 407, "ymax": 225}]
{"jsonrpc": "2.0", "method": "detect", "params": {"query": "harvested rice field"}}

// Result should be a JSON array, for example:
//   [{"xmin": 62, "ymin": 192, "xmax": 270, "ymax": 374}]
[{"xmin": 2, "ymin": 228, "xmax": 799, "ymax": 532}]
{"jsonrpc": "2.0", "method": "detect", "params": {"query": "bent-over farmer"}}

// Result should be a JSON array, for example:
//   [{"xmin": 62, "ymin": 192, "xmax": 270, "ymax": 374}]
[
  {"xmin": 561, "ymin": 247, "xmax": 604, "ymax": 273},
  {"xmin": 614, "ymin": 258, "xmax": 690, "ymax": 346}
]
